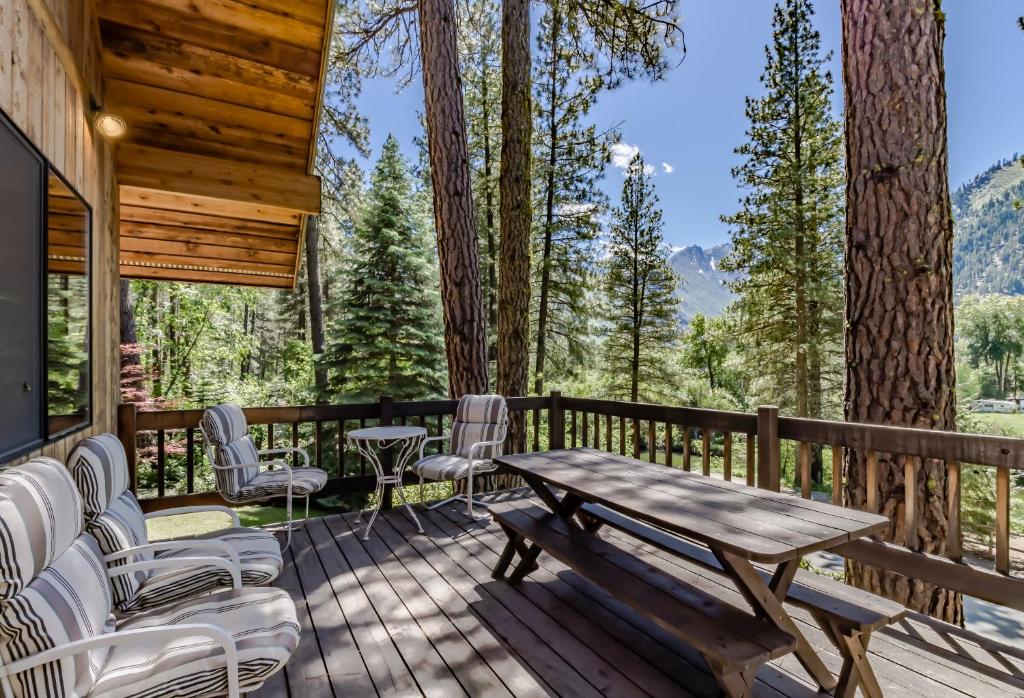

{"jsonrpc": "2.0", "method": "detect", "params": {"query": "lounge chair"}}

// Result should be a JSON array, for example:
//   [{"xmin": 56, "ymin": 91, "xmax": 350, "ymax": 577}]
[
  {"xmin": 200, "ymin": 403, "xmax": 328, "ymax": 547},
  {"xmin": 409, "ymin": 394, "xmax": 508, "ymax": 518},
  {"xmin": 67, "ymin": 433, "xmax": 284, "ymax": 613},
  {"xmin": 0, "ymin": 457, "xmax": 298, "ymax": 698}
]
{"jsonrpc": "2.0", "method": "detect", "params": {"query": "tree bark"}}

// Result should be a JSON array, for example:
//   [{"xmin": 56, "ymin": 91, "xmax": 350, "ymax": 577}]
[
  {"xmin": 419, "ymin": 0, "xmax": 489, "ymax": 397},
  {"xmin": 497, "ymin": 0, "xmax": 532, "ymax": 443},
  {"xmin": 306, "ymin": 216, "xmax": 329, "ymax": 402},
  {"xmin": 841, "ymin": 0, "xmax": 961, "ymax": 623}
]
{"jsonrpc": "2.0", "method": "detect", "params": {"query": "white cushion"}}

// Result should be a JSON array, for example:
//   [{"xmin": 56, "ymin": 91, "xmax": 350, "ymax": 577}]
[{"xmin": 411, "ymin": 454, "xmax": 471, "ymax": 481}]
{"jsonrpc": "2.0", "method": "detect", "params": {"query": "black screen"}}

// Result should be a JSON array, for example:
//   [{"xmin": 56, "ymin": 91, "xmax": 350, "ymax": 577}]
[{"xmin": 0, "ymin": 113, "xmax": 44, "ymax": 459}]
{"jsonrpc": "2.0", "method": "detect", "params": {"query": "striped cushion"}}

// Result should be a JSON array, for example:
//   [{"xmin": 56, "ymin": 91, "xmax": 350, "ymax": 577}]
[
  {"xmin": 0, "ymin": 457, "xmax": 84, "ymax": 601},
  {"xmin": 121, "ymin": 528, "xmax": 284, "ymax": 613},
  {"xmin": 200, "ymin": 404, "xmax": 249, "ymax": 447},
  {"xmin": 0, "ymin": 534, "xmax": 115, "ymax": 698},
  {"xmin": 214, "ymin": 435, "xmax": 261, "ymax": 497},
  {"xmin": 99, "ymin": 587, "xmax": 298, "ymax": 698},
  {"xmin": 232, "ymin": 467, "xmax": 328, "ymax": 502},
  {"xmin": 411, "ymin": 454, "xmax": 470, "ymax": 481},
  {"xmin": 85, "ymin": 490, "xmax": 151, "ymax": 610},
  {"xmin": 451, "ymin": 395, "xmax": 507, "ymax": 459},
  {"xmin": 67, "ymin": 433, "xmax": 131, "ymax": 521}
]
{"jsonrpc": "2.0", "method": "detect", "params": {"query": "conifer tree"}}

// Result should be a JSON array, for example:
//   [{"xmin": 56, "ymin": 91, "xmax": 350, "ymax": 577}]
[
  {"xmin": 326, "ymin": 135, "xmax": 446, "ymax": 400},
  {"xmin": 602, "ymin": 154, "xmax": 679, "ymax": 402},
  {"xmin": 720, "ymin": 0, "xmax": 844, "ymax": 421},
  {"xmin": 531, "ymin": 0, "xmax": 614, "ymax": 395}
]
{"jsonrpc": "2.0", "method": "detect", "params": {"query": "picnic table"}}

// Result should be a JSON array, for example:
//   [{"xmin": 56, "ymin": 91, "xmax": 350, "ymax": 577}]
[{"xmin": 490, "ymin": 448, "xmax": 890, "ymax": 697}]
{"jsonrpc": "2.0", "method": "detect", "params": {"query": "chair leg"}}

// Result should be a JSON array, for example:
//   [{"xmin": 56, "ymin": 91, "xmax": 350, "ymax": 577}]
[
  {"xmin": 419, "ymin": 475, "xmax": 424, "ymax": 504},
  {"xmin": 467, "ymin": 470, "xmax": 475, "ymax": 518},
  {"xmin": 304, "ymin": 495, "xmax": 310, "ymax": 521}
]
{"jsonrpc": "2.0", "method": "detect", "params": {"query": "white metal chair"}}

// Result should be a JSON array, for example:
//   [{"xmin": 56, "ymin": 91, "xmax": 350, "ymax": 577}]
[
  {"xmin": 66, "ymin": 432, "xmax": 284, "ymax": 613},
  {"xmin": 409, "ymin": 394, "xmax": 509, "ymax": 518},
  {"xmin": 0, "ymin": 457, "xmax": 299, "ymax": 698},
  {"xmin": 200, "ymin": 403, "xmax": 328, "ymax": 548}
]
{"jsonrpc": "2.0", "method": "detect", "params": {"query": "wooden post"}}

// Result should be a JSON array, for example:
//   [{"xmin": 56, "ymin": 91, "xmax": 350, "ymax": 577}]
[
  {"xmin": 996, "ymin": 466, "xmax": 1011, "ymax": 574},
  {"xmin": 757, "ymin": 406, "xmax": 780, "ymax": 491},
  {"xmin": 946, "ymin": 460, "xmax": 961, "ymax": 562},
  {"xmin": 548, "ymin": 391, "xmax": 564, "ymax": 450},
  {"xmin": 379, "ymin": 395, "xmax": 394, "ymax": 510},
  {"xmin": 117, "ymin": 403, "xmax": 138, "ymax": 494}
]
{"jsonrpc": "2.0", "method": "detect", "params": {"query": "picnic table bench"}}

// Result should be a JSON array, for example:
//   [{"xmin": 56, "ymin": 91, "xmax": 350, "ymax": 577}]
[{"xmin": 490, "ymin": 448, "xmax": 897, "ymax": 698}]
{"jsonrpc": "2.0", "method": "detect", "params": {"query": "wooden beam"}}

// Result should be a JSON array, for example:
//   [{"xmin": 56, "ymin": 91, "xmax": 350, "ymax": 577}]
[
  {"xmin": 120, "ymin": 205, "xmax": 299, "ymax": 237},
  {"xmin": 117, "ymin": 143, "xmax": 320, "ymax": 215},
  {"xmin": 121, "ymin": 249, "xmax": 295, "ymax": 275},
  {"xmin": 119, "ymin": 187, "xmax": 302, "ymax": 225},
  {"xmin": 120, "ymin": 236, "xmax": 297, "ymax": 266},
  {"xmin": 97, "ymin": 0, "xmax": 323, "ymax": 75},
  {"xmin": 120, "ymin": 221, "xmax": 299, "ymax": 253},
  {"xmin": 120, "ymin": 262, "xmax": 294, "ymax": 287}
]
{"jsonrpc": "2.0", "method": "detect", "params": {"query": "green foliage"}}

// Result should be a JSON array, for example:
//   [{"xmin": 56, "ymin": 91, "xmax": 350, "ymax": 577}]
[
  {"xmin": 680, "ymin": 313, "xmax": 728, "ymax": 393},
  {"xmin": 601, "ymin": 153, "xmax": 680, "ymax": 402},
  {"xmin": 719, "ymin": 0, "xmax": 844, "ymax": 419},
  {"xmin": 325, "ymin": 135, "xmax": 446, "ymax": 400},
  {"xmin": 47, "ymin": 274, "xmax": 89, "ymax": 416},
  {"xmin": 956, "ymin": 294, "xmax": 1024, "ymax": 398}
]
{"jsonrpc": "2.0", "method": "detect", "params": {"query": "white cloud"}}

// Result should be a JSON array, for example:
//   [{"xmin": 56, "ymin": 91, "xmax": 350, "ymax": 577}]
[
  {"xmin": 610, "ymin": 142, "xmax": 640, "ymax": 170},
  {"xmin": 661, "ymin": 162, "xmax": 674, "ymax": 174}
]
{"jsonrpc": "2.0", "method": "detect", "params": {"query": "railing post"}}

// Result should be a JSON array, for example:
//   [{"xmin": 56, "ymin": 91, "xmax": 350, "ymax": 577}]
[
  {"xmin": 757, "ymin": 405, "xmax": 780, "ymax": 491},
  {"xmin": 117, "ymin": 403, "xmax": 138, "ymax": 494},
  {"xmin": 548, "ymin": 391, "xmax": 564, "ymax": 450},
  {"xmin": 378, "ymin": 395, "xmax": 394, "ymax": 510}
]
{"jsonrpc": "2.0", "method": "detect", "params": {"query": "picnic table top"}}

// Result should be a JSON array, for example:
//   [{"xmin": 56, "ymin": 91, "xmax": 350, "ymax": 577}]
[{"xmin": 494, "ymin": 448, "xmax": 889, "ymax": 564}]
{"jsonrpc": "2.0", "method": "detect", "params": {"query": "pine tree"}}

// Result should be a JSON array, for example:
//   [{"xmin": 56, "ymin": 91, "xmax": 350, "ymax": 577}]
[
  {"xmin": 326, "ymin": 135, "xmax": 446, "ymax": 400},
  {"xmin": 602, "ymin": 154, "xmax": 679, "ymax": 402},
  {"xmin": 531, "ymin": 0, "xmax": 613, "ymax": 395},
  {"xmin": 720, "ymin": 0, "xmax": 844, "ymax": 421}
]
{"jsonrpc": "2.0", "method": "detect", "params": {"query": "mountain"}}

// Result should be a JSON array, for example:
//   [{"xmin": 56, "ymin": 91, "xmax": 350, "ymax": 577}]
[
  {"xmin": 952, "ymin": 155, "xmax": 1024, "ymax": 297},
  {"xmin": 668, "ymin": 243, "xmax": 736, "ymax": 324}
]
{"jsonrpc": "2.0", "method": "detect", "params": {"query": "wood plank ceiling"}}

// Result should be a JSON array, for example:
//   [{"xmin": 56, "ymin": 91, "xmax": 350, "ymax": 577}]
[{"xmin": 96, "ymin": 0, "xmax": 331, "ymax": 288}]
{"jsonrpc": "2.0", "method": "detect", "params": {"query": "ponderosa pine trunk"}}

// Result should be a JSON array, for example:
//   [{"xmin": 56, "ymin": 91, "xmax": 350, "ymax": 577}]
[
  {"xmin": 497, "ymin": 0, "xmax": 532, "ymax": 445},
  {"xmin": 841, "ymin": 0, "xmax": 961, "ymax": 623},
  {"xmin": 305, "ymin": 216, "xmax": 328, "ymax": 403},
  {"xmin": 419, "ymin": 0, "xmax": 489, "ymax": 397}
]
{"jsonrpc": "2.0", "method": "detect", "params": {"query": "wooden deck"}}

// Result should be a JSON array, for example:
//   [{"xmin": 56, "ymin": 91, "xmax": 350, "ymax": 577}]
[{"xmin": 251, "ymin": 490, "xmax": 1024, "ymax": 698}]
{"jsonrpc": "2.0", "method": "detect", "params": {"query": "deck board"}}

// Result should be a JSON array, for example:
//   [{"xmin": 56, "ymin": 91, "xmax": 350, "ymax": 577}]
[{"xmin": 252, "ymin": 491, "xmax": 1024, "ymax": 698}]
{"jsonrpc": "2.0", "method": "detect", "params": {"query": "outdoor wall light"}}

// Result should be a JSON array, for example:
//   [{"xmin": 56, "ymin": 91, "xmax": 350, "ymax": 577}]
[{"xmin": 93, "ymin": 111, "xmax": 127, "ymax": 139}]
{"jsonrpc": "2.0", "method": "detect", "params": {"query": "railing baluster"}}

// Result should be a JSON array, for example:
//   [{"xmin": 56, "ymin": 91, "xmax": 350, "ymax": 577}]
[
  {"xmin": 339, "ymin": 420, "xmax": 346, "ymax": 477},
  {"xmin": 745, "ymin": 432, "xmax": 755, "ymax": 486},
  {"xmin": 186, "ymin": 427, "xmax": 195, "ymax": 494},
  {"xmin": 996, "ymin": 465, "xmax": 1011, "ymax": 575},
  {"xmin": 866, "ymin": 450, "xmax": 878, "ymax": 513},
  {"xmin": 291, "ymin": 422, "xmax": 300, "ymax": 467},
  {"xmin": 315, "ymin": 421, "xmax": 323, "ymax": 469},
  {"xmin": 683, "ymin": 427, "xmax": 691, "ymax": 471},
  {"xmin": 702, "ymin": 429, "xmax": 711, "ymax": 476},
  {"xmin": 605, "ymin": 414, "xmax": 612, "ymax": 454},
  {"xmin": 359, "ymin": 418, "xmax": 367, "ymax": 475},
  {"xmin": 268, "ymin": 423, "xmax": 275, "ymax": 449},
  {"xmin": 571, "ymin": 411, "xmax": 578, "ymax": 448},
  {"xmin": 632, "ymin": 418, "xmax": 640, "ymax": 459},
  {"xmin": 799, "ymin": 441, "xmax": 811, "ymax": 499},
  {"xmin": 581, "ymin": 411, "xmax": 589, "ymax": 447},
  {"xmin": 665, "ymin": 423, "xmax": 673, "ymax": 467},
  {"xmin": 946, "ymin": 459, "xmax": 961, "ymax": 562},
  {"xmin": 832, "ymin": 445, "xmax": 843, "ymax": 505},
  {"xmin": 618, "ymin": 417, "xmax": 626, "ymax": 456},
  {"xmin": 723, "ymin": 432, "xmax": 732, "ymax": 481},
  {"xmin": 904, "ymin": 456, "xmax": 918, "ymax": 549},
  {"xmin": 156, "ymin": 429, "xmax": 166, "ymax": 498},
  {"xmin": 593, "ymin": 412, "xmax": 600, "ymax": 450},
  {"xmin": 648, "ymin": 421, "xmax": 656, "ymax": 463},
  {"xmin": 533, "ymin": 408, "xmax": 541, "ymax": 451}
]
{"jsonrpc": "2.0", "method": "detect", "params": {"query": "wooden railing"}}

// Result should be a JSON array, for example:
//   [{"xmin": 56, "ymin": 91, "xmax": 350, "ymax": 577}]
[{"xmin": 118, "ymin": 392, "xmax": 1023, "ymax": 610}]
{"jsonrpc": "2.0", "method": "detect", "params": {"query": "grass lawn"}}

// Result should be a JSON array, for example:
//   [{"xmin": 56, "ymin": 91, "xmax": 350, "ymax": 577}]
[{"xmin": 972, "ymin": 412, "xmax": 1024, "ymax": 438}]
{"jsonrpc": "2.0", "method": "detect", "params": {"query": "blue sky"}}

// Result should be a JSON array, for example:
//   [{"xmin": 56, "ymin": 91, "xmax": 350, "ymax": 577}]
[{"xmin": 348, "ymin": 0, "xmax": 1023, "ymax": 249}]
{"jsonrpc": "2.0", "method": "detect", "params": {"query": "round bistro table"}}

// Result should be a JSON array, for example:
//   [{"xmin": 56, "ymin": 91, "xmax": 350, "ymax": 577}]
[{"xmin": 346, "ymin": 425, "xmax": 426, "ymax": 539}]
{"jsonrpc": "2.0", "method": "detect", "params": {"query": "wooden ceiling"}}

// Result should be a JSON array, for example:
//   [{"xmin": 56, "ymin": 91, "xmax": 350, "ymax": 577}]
[{"xmin": 97, "ymin": 0, "xmax": 331, "ymax": 288}]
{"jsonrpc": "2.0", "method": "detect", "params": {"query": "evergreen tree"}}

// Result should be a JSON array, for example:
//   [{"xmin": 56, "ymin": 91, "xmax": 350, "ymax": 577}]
[
  {"xmin": 602, "ymin": 154, "xmax": 679, "ymax": 402},
  {"xmin": 531, "ymin": 0, "xmax": 614, "ymax": 395},
  {"xmin": 720, "ymin": 0, "xmax": 844, "ymax": 420},
  {"xmin": 681, "ymin": 313, "xmax": 728, "ymax": 392},
  {"xmin": 325, "ymin": 135, "xmax": 446, "ymax": 400}
]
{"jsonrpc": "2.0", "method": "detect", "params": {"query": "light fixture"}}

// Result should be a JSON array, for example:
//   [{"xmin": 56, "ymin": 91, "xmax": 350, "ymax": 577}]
[{"xmin": 93, "ymin": 112, "xmax": 126, "ymax": 139}]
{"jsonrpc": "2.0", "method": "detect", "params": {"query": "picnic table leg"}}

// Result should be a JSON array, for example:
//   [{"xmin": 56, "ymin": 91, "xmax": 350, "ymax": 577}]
[
  {"xmin": 713, "ymin": 549, "xmax": 838, "ymax": 693},
  {"xmin": 492, "ymin": 522, "xmax": 523, "ymax": 580},
  {"xmin": 705, "ymin": 661, "xmax": 756, "ymax": 698},
  {"xmin": 812, "ymin": 613, "xmax": 883, "ymax": 698},
  {"xmin": 507, "ymin": 477, "xmax": 587, "ymax": 584}
]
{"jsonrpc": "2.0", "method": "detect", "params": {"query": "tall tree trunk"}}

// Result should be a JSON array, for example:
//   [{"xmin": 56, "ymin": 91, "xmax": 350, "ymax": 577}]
[
  {"xmin": 480, "ymin": 69, "xmax": 499, "ymax": 378},
  {"xmin": 497, "ymin": 0, "xmax": 532, "ymax": 445},
  {"xmin": 420, "ymin": 0, "xmax": 488, "ymax": 397},
  {"xmin": 306, "ymin": 216, "xmax": 329, "ymax": 402},
  {"xmin": 841, "ymin": 0, "xmax": 960, "ymax": 623},
  {"xmin": 119, "ymin": 279, "xmax": 142, "ymax": 402}
]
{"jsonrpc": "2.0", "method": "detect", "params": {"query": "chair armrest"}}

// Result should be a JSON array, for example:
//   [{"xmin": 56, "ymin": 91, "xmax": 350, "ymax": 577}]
[
  {"xmin": 108, "ymin": 556, "xmax": 242, "ymax": 589},
  {"xmin": 467, "ymin": 439, "xmax": 504, "ymax": 464},
  {"xmin": 212, "ymin": 460, "xmax": 289, "ymax": 475},
  {"xmin": 259, "ymin": 447, "xmax": 309, "ymax": 469},
  {"xmin": 0, "ymin": 624, "xmax": 240, "ymax": 698},
  {"xmin": 145, "ymin": 505, "xmax": 241, "ymax": 528},
  {"xmin": 419, "ymin": 434, "xmax": 451, "ymax": 460},
  {"xmin": 103, "ymin": 540, "xmax": 241, "ymax": 571}
]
